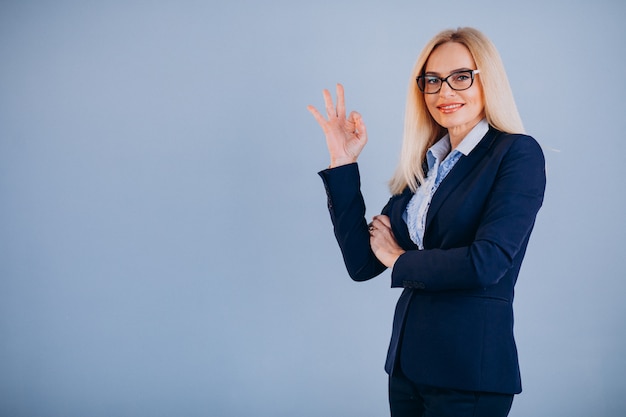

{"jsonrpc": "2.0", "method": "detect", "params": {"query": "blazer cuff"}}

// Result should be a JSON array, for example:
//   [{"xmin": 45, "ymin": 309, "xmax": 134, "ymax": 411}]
[{"xmin": 318, "ymin": 163, "xmax": 361, "ymax": 211}]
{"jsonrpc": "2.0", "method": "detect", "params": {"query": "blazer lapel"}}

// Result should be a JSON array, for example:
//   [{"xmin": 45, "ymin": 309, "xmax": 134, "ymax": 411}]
[
  {"xmin": 387, "ymin": 188, "xmax": 418, "ymax": 250},
  {"xmin": 424, "ymin": 128, "xmax": 500, "ymax": 233}
]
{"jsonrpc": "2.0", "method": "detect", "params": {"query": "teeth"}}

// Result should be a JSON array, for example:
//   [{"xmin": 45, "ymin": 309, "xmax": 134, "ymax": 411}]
[{"xmin": 440, "ymin": 104, "xmax": 462, "ymax": 110}]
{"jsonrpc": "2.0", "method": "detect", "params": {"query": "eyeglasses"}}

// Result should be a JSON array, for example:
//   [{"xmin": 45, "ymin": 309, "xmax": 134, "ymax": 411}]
[{"xmin": 416, "ymin": 69, "xmax": 480, "ymax": 94}]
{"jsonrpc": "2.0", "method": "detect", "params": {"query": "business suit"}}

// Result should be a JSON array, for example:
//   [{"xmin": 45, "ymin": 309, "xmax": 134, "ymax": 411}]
[{"xmin": 319, "ymin": 126, "xmax": 546, "ymax": 396}]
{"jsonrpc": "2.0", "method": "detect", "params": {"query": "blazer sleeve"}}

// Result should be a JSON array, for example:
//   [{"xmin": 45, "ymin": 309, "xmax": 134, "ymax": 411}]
[
  {"xmin": 318, "ymin": 163, "xmax": 387, "ymax": 281},
  {"xmin": 391, "ymin": 135, "xmax": 546, "ymax": 291}
]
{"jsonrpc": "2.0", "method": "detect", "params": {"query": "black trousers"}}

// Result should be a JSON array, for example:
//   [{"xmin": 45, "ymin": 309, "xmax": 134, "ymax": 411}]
[{"xmin": 389, "ymin": 370, "xmax": 514, "ymax": 417}]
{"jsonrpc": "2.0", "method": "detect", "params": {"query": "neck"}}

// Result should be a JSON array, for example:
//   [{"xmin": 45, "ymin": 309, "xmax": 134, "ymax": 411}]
[{"xmin": 447, "ymin": 116, "xmax": 485, "ymax": 149}]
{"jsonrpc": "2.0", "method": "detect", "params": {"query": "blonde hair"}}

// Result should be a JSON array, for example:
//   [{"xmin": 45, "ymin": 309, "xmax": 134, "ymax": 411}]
[{"xmin": 389, "ymin": 27, "xmax": 525, "ymax": 195}]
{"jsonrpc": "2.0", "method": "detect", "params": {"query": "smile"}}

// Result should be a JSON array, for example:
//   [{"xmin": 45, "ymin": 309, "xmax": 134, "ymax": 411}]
[{"xmin": 437, "ymin": 103, "xmax": 464, "ymax": 114}]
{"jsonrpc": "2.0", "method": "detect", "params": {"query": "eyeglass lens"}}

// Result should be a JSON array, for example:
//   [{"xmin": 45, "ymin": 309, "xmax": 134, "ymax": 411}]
[{"xmin": 418, "ymin": 70, "xmax": 475, "ymax": 94}]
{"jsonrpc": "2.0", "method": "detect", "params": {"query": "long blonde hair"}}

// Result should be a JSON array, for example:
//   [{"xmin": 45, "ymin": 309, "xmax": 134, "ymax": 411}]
[{"xmin": 389, "ymin": 27, "xmax": 525, "ymax": 195}]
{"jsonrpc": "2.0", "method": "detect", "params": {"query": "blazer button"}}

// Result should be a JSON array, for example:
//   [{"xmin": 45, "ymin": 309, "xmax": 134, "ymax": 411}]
[{"xmin": 402, "ymin": 281, "xmax": 426, "ymax": 289}]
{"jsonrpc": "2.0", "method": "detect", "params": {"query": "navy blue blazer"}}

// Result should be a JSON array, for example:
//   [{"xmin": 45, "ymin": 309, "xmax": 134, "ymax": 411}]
[{"xmin": 319, "ymin": 127, "xmax": 546, "ymax": 394}]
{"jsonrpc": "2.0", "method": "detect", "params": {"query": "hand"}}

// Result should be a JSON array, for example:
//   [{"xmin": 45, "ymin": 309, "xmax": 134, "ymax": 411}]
[
  {"xmin": 369, "ymin": 215, "xmax": 405, "ymax": 268},
  {"xmin": 307, "ymin": 84, "xmax": 368, "ymax": 168}
]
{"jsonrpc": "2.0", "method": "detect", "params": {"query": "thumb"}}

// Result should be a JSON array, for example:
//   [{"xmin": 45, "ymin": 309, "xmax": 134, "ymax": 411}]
[{"xmin": 351, "ymin": 111, "xmax": 367, "ymax": 138}]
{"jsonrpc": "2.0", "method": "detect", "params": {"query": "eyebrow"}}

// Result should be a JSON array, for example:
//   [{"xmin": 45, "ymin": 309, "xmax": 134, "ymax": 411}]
[{"xmin": 423, "ymin": 67, "xmax": 474, "ymax": 76}]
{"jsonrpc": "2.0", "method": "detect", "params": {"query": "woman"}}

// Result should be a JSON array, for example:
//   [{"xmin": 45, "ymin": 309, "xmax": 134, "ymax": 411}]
[{"xmin": 307, "ymin": 27, "xmax": 545, "ymax": 417}]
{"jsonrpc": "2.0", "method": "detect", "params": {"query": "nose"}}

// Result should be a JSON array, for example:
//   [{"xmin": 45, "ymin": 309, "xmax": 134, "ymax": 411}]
[{"xmin": 439, "ymin": 80, "xmax": 456, "ymax": 97}]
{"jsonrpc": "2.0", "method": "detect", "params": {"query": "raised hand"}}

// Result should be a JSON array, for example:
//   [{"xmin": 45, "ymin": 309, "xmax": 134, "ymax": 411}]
[{"xmin": 307, "ymin": 84, "xmax": 368, "ymax": 168}]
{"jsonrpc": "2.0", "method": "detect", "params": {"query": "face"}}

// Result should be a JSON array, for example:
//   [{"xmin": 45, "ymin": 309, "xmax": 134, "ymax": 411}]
[{"xmin": 423, "ymin": 42, "xmax": 485, "ymax": 144}]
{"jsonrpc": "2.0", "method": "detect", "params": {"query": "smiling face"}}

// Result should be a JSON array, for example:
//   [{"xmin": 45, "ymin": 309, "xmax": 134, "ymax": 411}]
[{"xmin": 423, "ymin": 42, "xmax": 485, "ymax": 147}]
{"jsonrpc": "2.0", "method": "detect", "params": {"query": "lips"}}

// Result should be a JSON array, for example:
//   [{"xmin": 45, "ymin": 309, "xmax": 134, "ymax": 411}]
[{"xmin": 437, "ymin": 103, "xmax": 464, "ymax": 114}]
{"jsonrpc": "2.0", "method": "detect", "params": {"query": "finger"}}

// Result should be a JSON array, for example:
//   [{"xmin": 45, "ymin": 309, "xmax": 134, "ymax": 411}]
[
  {"xmin": 307, "ymin": 106, "xmax": 328, "ymax": 134},
  {"xmin": 336, "ymin": 83, "xmax": 346, "ymax": 119},
  {"xmin": 353, "ymin": 111, "xmax": 367, "ymax": 138},
  {"xmin": 369, "ymin": 219, "xmax": 382, "ymax": 235},
  {"xmin": 307, "ymin": 105, "xmax": 329, "ymax": 130},
  {"xmin": 372, "ymin": 215, "xmax": 392, "ymax": 229},
  {"xmin": 322, "ymin": 89, "xmax": 336, "ymax": 118},
  {"xmin": 349, "ymin": 111, "xmax": 364, "ymax": 135},
  {"xmin": 378, "ymin": 215, "xmax": 392, "ymax": 228}
]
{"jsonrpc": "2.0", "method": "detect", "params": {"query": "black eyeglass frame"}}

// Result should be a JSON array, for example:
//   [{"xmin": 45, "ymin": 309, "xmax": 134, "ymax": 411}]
[{"xmin": 416, "ymin": 69, "xmax": 480, "ymax": 94}]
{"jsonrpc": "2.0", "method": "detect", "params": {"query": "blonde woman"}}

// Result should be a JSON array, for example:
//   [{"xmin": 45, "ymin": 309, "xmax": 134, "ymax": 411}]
[{"xmin": 308, "ymin": 27, "xmax": 545, "ymax": 417}]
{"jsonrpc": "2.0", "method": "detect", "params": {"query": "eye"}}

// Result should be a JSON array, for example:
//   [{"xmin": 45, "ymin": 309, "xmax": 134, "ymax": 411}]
[
  {"xmin": 425, "ymin": 76, "xmax": 441, "ymax": 85},
  {"xmin": 451, "ymin": 72, "xmax": 471, "ymax": 82}
]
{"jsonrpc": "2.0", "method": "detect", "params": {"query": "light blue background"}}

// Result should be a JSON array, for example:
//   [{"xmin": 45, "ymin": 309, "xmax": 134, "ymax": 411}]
[{"xmin": 1, "ymin": 0, "xmax": 625, "ymax": 416}]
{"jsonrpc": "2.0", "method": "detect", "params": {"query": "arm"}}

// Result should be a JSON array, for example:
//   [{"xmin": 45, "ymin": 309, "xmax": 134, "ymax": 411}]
[
  {"xmin": 311, "ymin": 85, "xmax": 387, "ymax": 280},
  {"xmin": 391, "ymin": 135, "xmax": 546, "ymax": 291},
  {"xmin": 319, "ymin": 164, "xmax": 387, "ymax": 281}
]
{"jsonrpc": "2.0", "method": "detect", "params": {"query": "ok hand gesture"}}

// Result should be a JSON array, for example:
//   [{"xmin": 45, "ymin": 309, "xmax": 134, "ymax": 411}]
[{"xmin": 307, "ymin": 84, "xmax": 368, "ymax": 168}]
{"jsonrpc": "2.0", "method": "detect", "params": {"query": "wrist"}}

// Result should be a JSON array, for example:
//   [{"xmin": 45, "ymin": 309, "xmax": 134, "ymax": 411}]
[
  {"xmin": 389, "ymin": 250, "xmax": 405, "ymax": 268},
  {"xmin": 329, "ymin": 157, "xmax": 357, "ymax": 169},
  {"xmin": 380, "ymin": 249, "xmax": 405, "ymax": 269}
]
